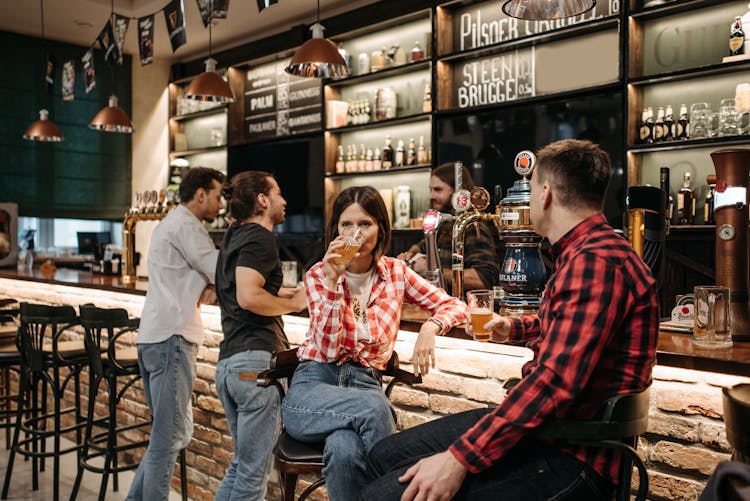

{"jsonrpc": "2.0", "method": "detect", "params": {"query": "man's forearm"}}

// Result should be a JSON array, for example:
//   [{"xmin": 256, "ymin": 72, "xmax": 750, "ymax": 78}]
[{"xmin": 240, "ymin": 289, "xmax": 299, "ymax": 316}]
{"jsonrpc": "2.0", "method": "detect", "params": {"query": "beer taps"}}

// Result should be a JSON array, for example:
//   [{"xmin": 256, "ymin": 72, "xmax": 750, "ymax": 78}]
[
  {"xmin": 121, "ymin": 188, "xmax": 177, "ymax": 284},
  {"xmin": 422, "ymin": 210, "xmax": 452, "ymax": 290}
]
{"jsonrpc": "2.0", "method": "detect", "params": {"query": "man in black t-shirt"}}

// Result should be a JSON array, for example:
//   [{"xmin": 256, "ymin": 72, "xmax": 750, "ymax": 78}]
[{"xmin": 214, "ymin": 171, "xmax": 307, "ymax": 501}]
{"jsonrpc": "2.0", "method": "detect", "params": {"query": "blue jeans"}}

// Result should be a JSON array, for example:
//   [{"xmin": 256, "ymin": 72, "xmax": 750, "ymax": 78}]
[
  {"xmin": 214, "ymin": 350, "xmax": 281, "ymax": 501},
  {"xmin": 281, "ymin": 361, "xmax": 397, "ymax": 501},
  {"xmin": 126, "ymin": 335, "xmax": 197, "ymax": 501},
  {"xmin": 360, "ymin": 408, "xmax": 613, "ymax": 501}
]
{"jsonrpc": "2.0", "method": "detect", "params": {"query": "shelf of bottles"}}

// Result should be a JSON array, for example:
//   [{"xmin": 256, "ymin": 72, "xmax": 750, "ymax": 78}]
[{"xmin": 626, "ymin": 0, "xmax": 750, "ymax": 229}]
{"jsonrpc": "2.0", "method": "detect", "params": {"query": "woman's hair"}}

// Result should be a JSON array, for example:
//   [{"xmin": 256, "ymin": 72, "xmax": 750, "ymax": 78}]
[
  {"xmin": 326, "ymin": 186, "xmax": 391, "ymax": 261},
  {"xmin": 223, "ymin": 171, "xmax": 274, "ymax": 222},
  {"xmin": 431, "ymin": 162, "xmax": 476, "ymax": 191}
]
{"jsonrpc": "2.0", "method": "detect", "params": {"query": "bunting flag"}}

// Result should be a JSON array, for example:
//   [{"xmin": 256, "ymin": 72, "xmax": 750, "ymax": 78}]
[
  {"xmin": 196, "ymin": 0, "xmax": 213, "ymax": 27},
  {"xmin": 164, "ymin": 0, "xmax": 187, "ymax": 53},
  {"xmin": 196, "ymin": 0, "xmax": 231, "ymax": 28},
  {"xmin": 213, "ymin": 0, "xmax": 230, "ymax": 19},
  {"xmin": 97, "ymin": 20, "xmax": 120, "ymax": 65},
  {"xmin": 44, "ymin": 54, "xmax": 56, "ymax": 95},
  {"xmin": 257, "ymin": 0, "xmax": 277, "ymax": 11},
  {"xmin": 82, "ymin": 48, "xmax": 96, "ymax": 93},
  {"xmin": 62, "ymin": 60, "xmax": 75, "ymax": 101},
  {"xmin": 114, "ymin": 14, "xmax": 130, "ymax": 65},
  {"xmin": 138, "ymin": 15, "xmax": 155, "ymax": 66}
]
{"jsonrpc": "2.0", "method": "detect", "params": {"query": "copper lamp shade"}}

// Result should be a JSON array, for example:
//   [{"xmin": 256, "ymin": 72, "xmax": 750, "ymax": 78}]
[
  {"xmin": 23, "ymin": 108, "xmax": 63, "ymax": 142},
  {"xmin": 502, "ymin": 0, "xmax": 596, "ymax": 20},
  {"xmin": 89, "ymin": 95, "xmax": 134, "ymax": 133},
  {"xmin": 185, "ymin": 58, "xmax": 235, "ymax": 103},
  {"xmin": 285, "ymin": 23, "xmax": 349, "ymax": 79}
]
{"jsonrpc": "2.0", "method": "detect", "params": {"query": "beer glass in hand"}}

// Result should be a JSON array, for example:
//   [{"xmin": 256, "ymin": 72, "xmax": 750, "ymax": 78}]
[
  {"xmin": 467, "ymin": 290, "xmax": 493, "ymax": 342},
  {"xmin": 332, "ymin": 229, "xmax": 363, "ymax": 265}
]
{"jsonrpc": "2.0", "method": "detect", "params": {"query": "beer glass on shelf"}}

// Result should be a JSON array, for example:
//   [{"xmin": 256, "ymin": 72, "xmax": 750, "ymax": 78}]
[
  {"xmin": 693, "ymin": 286, "xmax": 732, "ymax": 349},
  {"xmin": 690, "ymin": 102, "xmax": 710, "ymax": 139},
  {"xmin": 467, "ymin": 289, "xmax": 493, "ymax": 342},
  {"xmin": 718, "ymin": 98, "xmax": 739, "ymax": 137}
]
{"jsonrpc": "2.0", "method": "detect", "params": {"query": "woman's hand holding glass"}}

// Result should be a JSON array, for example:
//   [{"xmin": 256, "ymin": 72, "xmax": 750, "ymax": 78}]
[
  {"xmin": 323, "ymin": 229, "xmax": 363, "ymax": 289},
  {"xmin": 465, "ymin": 312, "xmax": 512, "ymax": 343}
]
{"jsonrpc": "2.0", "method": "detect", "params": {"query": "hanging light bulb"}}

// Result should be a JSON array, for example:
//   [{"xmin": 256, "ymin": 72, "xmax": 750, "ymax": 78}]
[
  {"xmin": 285, "ymin": 0, "xmax": 349, "ymax": 79},
  {"xmin": 89, "ymin": 95, "xmax": 134, "ymax": 133},
  {"xmin": 185, "ymin": 1, "xmax": 235, "ymax": 102},
  {"xmin": 90, "ymin": 0, "xmax": 134, "ymax": 133},
  {"xmin": 24, "ymin": 0, "xmax": 63, "ymax": 142},
  {"xmin": 501, "ymin": 0, "xmax": 596, "ymax": 20}
]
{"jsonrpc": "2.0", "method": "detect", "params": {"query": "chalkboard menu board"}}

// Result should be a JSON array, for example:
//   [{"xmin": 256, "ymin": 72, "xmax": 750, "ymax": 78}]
[
  {"xmin": 244, "ymin": 61, "xmax": 322, "ymax": 141},
  {"xmin": 453, "ymin": 48, "xmax": 535, "ymax": 108},
  {"xmin": 452, "ymin": 0, "xmax": 619, "ymax": 52}
]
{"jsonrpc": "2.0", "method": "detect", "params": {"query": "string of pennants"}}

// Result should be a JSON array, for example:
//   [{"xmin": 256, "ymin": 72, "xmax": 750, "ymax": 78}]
[{"xmin": 50, "ymin": 0, "xmax": 279, "ymax": 102}]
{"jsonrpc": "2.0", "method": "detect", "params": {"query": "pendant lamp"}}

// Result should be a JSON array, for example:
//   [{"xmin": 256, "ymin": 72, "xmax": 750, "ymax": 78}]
[
  {"xmin": 285, "ymin": 0, "xmax": 349, "ymax": 79},
  {"xmin": 185, "ymin": 1, "xmax": 235, "ymax": 102},
  {"xmin": 502, "ymin": 0, "xmax": 596, "ymax": 20},
  {"xmin": 89, "ymin": 0, "xmax": 133, "ymax": 133},
  {"xmin": 24, "ymin": 0, "xmax": 63, "ymax": 142}
]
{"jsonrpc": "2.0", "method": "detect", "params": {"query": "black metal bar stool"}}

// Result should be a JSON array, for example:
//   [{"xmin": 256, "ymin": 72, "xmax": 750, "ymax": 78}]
[
  {"xmin": 0, "ymin": 298, "xmax": 20, "ymax": 449},
  {"xmin": 70, "ymin": 304, "xmax": 189, "ymax": 501},
  {"xmin": 1, "ymin": 303, "xmax": 88, "ymax": 501}
]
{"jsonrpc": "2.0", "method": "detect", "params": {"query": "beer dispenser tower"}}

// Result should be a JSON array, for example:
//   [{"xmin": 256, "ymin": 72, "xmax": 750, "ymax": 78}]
[
  {"xmin": 494, "ymin": 151, "xmax": 546, "ymax": 316},
  {"xmin": 710, "ymin": 148, "xmax": 750, "ymax": 341}
]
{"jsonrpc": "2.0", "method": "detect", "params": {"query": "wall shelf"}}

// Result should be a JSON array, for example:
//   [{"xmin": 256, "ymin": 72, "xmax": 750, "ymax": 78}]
[
  {"xmin": 326, "ymin": 60, "xmax": 431, "ymax": 87},
  {"xmin": 628, "ymin": 135, "xmax": 750, "ymax": 153},
  {"xmin": 628, "ymin": 60, "xmax": 750, "ymax": 86},
  {"xmin": 169, "ymin": 145, "xmax": 228, "ymax": 158},
  {"xmin": 630, "ymin": 0, "xmax": 736, "ymax": 21},
  {"xmin": 170, "ymin": 106, "xmax": 228, "ymax": 122},
  {"xmin": 327, "ymin": 113, "xmax": 431, "ymax": 133},
  {"xmin": 326, "ymin": 164, "xmax": 432, "ymax": 179}
]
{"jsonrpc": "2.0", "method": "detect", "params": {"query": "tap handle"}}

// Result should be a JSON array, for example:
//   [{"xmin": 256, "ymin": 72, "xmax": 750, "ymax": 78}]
[{"xmin": 494, "ymin": 185, "xmax": 503, "ymax": 206}]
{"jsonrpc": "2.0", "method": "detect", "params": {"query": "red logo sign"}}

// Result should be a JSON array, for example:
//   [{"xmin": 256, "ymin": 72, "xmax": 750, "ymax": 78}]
[
  {"xmin": 716, "ymin": 179, "xmax": 727, "ymax": 193},
  {"xmin": 503, "ymin": 258, "xmax": 518, "ymax": 274}
]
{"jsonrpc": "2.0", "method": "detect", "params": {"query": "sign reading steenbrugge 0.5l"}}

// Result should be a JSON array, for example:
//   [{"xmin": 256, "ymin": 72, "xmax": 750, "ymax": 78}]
[
  {"xmin": 453, "ymin": 0, "xmax": 620, "ymax": 52},
  {"xmin": 454, "ymin": 48, "xmax": 535, "ymax": 108}
]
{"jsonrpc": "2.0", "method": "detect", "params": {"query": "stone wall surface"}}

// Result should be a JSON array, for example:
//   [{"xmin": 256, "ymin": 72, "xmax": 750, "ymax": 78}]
[{"xmin": 2, "ymin": 277, "xmax": 748, "ymax": 501}]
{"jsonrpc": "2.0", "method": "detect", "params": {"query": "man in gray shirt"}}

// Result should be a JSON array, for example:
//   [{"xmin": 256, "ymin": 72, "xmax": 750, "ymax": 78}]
[{"xmin": 127, "ymin": 167, "xmax": 225, "ymax": 501}]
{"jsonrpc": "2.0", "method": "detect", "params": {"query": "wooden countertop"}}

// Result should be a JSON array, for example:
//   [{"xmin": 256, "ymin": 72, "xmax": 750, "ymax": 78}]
[{"xmin": 1, "ymin": 268, "xmax": 748, "ymax": 376}]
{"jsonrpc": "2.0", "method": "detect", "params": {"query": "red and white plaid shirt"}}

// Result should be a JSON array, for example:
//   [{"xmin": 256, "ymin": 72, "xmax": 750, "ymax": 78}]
[{"xmin": 298, "ymin": 256, "xmax": 468, "ymax": 371}]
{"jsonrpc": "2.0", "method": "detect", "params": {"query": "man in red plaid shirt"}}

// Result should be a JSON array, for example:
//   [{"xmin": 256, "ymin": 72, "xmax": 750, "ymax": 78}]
[{"xmin": 361, "ymin": 139, "xmax": 659, "ymax": 501}]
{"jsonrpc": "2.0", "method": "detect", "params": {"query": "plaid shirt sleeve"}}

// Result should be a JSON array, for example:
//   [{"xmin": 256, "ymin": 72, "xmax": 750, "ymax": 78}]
[
  {"xmin": 299, "ymin": 262, "xmax": 350, "ymax": 362},
  {"xmin": 402, "ymin": 264, "xmax": 468, "ymax": 329},
  {"xmin": 449, "ymin": 252, "xmax": 633, "ymax": 473}
]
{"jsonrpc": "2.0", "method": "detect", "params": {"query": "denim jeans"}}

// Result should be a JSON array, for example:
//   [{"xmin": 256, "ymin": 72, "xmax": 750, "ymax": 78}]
[
  {"xmin": 126, "ymin": 335, "xmax": 197, "ymax": 501},
  {"xmin": 214, "ymin": 350, "xmax": 281, "ymax": 501},
  {"xmin": 360, "ymin": 408, "xmax": 613, "ymax": 501},
  {"xmin": 281, "ymin": 361, "xmax": 397, "ymax": 501}
]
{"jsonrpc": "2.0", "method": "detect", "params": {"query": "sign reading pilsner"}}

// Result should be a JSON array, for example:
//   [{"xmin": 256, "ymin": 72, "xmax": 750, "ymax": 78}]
[
  {"xmin": 452, "ymin": 0, "xmax": 619, "ymax": 52},
  {"xmin": 244, "ymin": 61, "xmax": 322, "ymax": 141}
]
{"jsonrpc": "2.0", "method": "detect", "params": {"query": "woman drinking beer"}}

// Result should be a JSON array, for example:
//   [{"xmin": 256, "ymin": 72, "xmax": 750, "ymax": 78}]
[{"xmin": 281, "ymin": 185, "xmax": 467, "ymax": 501}]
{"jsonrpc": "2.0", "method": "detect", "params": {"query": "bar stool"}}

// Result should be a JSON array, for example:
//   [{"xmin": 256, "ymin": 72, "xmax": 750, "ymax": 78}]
[
  {"xmin": 70, "ymin": 305, "xmax": 146, "ymax": 501},
  {"xmin": 1, "ymin": 303, "xmax": 88, "ymax": 501},
  {"xmin": 257, "ymin": 348, "xmax": 422, "ymax": 501},
  {"xmin": 70, "ymin": 305, "xmax": 189, "ymax": 501},
  {"xmin": 723, "ymin": 383, "xmax": 750, "ymax": 464},
  {"xmin": 0, "ymin": 298, "xmax": 20, "ymax": 449}
]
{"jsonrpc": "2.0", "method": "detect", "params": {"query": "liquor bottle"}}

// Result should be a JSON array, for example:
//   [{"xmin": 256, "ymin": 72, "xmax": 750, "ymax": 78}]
[
  {"xmin": 373, "ymin": 147, "xmax": 382, "ymax": 170},
  {"xmin": 664, "ymin": 105, "xmax": 675, "ymax": 141},
  {"xmin": 639, "ymin": 107, "xmax": 654, "ymax": 143},
  {"xmin": 730, "ymin": 16, "xmax": 745, "ymax": 56},
  {"xmin": 395, "ymin": 140, "xmax": 405, "ymax": 167},
  {"xmin": 410, "ymin": 41, "xmax": 424, "ymax": 62},
  {"xmin": 383, "ymin": 135, "xmax": 394, "ymax": 169},
  {"xmin": 336, "ymin": 145, "xmax": 345, "ymax": 173},
  {"xmin": 659, "ymin": 166, "xmax": 674, "ymax": 223},
  {"xmin": 407, "ymin": 137, "xmax": 417, "ymax": 165},
  {"xmin": 358, "ymin": 144, "xmax": 367, "ymax": 172},
  {"xmin": 362, "ymin": 99, "xmax": 371, "ymax": 124},
  {"xmin": 370, "ymin": 48, "xmax": 384, "ymax": 71},
  {"xmin": 676, "ymin": 104, "xmax": 690, "ymax": 139},
  {"xmin": 393, "ymin": 44, "xmax": 406, "ymax": 65},
  {"xmin": 417, "ymin": 135, "xmax": 428, "ymax": 165},
  {"xmin": 422, "ymin": 83, "xmax": 432, "ymax": 113},
  {"xmin": 654, "ymin": 107, "xmax": 666, "ymax": 142},
  {"xmin": 345, "ymin": 145, "xmax": 356, "ymax": 173},
  {"xmin": 337, "ymin": 43, "xmax": 352, "ymax": 70},
  {"xmin": 676, "ymin": 172, "xmax": 695, "ymax": 225},
  {"xmin": 365, "ymin": 148, "xmax": 374, "ymax": 171},
  {"xmin": 704, "ymin": 181, "xmax": 715, "ymax": 224}
]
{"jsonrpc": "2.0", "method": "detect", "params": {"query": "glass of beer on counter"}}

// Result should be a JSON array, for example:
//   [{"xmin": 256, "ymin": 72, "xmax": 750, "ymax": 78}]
[
  {"xmin": 332, "ymin": 229, "xmax": 363, "ymax": 265},
  {"xmin": 467, "ymin": 289, "xmax": 493, "ymax": 342}
]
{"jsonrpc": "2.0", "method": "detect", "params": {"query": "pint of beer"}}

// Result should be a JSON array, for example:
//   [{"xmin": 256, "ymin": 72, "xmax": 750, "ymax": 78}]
[{"xmin": 467, "ymin": 289, "xmax": 493, "ymax": 342}]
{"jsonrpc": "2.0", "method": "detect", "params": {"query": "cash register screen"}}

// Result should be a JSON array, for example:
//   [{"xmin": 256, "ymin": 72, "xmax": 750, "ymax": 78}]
[{"xmin": 77, "ymin": 231, "xmax": 111, "ymax": 259}]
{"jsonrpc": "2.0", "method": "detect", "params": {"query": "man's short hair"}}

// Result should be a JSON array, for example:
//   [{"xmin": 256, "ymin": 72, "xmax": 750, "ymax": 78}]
[
  {"xmin": 179, "ymin": 167, "xmax": 225, "ymax": 203},
  {"xmin": 535, "ymin": 139, "xmax": 611, "ymax": 210}
]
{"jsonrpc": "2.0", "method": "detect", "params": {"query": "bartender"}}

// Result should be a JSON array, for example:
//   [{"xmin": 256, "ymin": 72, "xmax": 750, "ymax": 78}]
[{"xmin": 397, "ymin": 163, "xmax": 500, "ymax": 294}]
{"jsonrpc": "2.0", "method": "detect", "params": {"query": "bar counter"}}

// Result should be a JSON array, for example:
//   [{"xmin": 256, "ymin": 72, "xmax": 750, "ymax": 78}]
[{"xmin": 2, "ymin": 268, "xmax": 748, "ymax": 377}]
